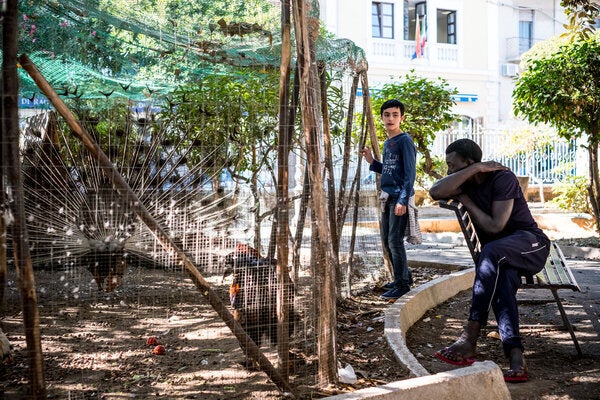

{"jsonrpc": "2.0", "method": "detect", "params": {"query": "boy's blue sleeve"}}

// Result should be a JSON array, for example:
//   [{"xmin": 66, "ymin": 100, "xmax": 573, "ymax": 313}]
[
  {"xmin": 397, "ymin": 136, "xmax": 416, "ymax": 206},
  {"xmin": 370, "ymin": 159, "xmax": 383, "ymax": 174}
]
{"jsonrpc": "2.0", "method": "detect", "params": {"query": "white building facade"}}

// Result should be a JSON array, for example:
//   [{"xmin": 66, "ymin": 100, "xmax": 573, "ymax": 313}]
[
  {"xmin": 318, "ymin": 0, "xmax": 586, "ymax": 184},
  {"xmin": 319, "ymin": 0, "xmax": 567, "ymax": 130}
]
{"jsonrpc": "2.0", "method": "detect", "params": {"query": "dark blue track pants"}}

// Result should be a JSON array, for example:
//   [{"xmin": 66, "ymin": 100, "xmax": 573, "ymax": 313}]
[{"xmin": 469, "ymin": 230, "xmax": 550, "ymax": 356}]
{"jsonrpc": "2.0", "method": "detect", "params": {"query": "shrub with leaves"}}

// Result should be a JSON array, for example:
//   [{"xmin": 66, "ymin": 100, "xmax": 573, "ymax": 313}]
[{"xmin": 551, "ymin": 175, "xmax": 592, "ymax": 214}]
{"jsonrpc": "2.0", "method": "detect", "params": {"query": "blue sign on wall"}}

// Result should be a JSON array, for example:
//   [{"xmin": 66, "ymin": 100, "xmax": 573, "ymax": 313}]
[
  {"xmin": 19, "ymin": 95, "xmax": 51, "ymax": 109},
  {"xmin": 451, "ymin": 93, "xmax": 478, "ymax": 102}
]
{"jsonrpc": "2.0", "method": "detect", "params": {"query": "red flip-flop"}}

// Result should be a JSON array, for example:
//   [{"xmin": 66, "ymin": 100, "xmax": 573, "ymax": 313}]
[
  {"xmin": 434, "ymin": 348, "xmax": 476, "ymax": 366},
  {"xmin": 504, "ymin": 367, "xmax": 528, "ymax": 383}
]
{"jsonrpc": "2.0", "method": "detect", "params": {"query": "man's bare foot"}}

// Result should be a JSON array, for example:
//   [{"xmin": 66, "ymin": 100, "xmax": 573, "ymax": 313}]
[
  {"xmin": 434, "ymin": 320, "xmax": 480, "ymax": 366},
  {"xmin": 504, "ymin": 347, "xmax": 528, "ymax": 382},
  {"xmin": 434, "ymin": 337, "xmax": 477, "ymax": 366}
]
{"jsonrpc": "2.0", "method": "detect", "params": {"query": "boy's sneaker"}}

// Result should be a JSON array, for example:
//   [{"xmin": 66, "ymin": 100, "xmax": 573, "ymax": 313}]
[
  {"xmin": 382, "ymin": 275, "xmax": 413, "ymax": 291},
  {"xmin": 380, "ymin": 286, "xmax": 410, "ymax": 300}
]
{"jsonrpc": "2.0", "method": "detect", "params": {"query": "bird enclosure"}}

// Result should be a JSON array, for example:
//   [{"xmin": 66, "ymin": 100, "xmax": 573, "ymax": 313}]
[
  {"xmin": 1, "ymin": 67, "xmax": 387, "ymax": 399},
  {"xmin": 0, "ymin": 1, "xmax": 390, "ymax": 397}
]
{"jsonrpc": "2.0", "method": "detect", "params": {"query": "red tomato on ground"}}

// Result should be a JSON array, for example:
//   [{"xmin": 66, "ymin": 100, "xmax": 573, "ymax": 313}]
[{"xmin": 146, "ymin": 336, "xmax": 159, "ymax": 346}]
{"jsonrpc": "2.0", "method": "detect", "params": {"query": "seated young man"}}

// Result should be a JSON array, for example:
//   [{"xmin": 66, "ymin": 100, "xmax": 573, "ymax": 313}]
[{"xmin": 429, "ymin": 138, "xmax": 550, "ymax": 383}]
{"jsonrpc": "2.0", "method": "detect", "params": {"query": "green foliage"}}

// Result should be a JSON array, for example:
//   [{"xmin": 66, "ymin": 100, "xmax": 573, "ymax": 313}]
[
  {"xmin": 561, "ymin": 0, "xmax": 599, "ymax": 39},
  {"xmin": 371, "ymin": 71, "xmax": 458, "ymax": 147},
  {"xmin": 551, "ymin": 175, "xmax": 592, "ymax": 214},
  {"xmin": 416, "ymin": 155, "xmax": 446, "ymax": 188},
  {"xmin": 17, "ymin": 0, "xmax": 282, "ymax": 95},
  {"xmin": 324, "ymin": 69, "xmax": 347, "ymax": 135},
  {"xmin": 369, "ymin": 70, "xmax": 458, "ymax": 181},
  {"xmin": 156, "ymin": 69, "xmax": 280, "ymax": 183},
  {"xmin": 513, "ymin": 34, "xmax": 600, "ymax": 144}
]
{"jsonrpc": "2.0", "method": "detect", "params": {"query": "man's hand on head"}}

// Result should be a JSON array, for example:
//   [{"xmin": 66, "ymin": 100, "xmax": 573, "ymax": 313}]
[{"xmin": 477, "ymin": 161, "xmax": 510, "ymax": 173}]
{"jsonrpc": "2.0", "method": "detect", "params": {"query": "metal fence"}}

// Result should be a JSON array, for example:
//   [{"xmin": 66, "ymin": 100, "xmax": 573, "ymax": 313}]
[{"xmin": 431, "ymin": 129, "xmax": 582, "ymax": 184}]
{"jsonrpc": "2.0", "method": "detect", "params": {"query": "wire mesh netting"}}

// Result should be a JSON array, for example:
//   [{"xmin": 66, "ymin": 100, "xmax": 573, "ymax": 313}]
[
  {"xmin": 1, "ymin": 2, "xmax": 391, "ymax": 398},
  {"xmin": 2, "ymin": 103, "xmax": 388, "ymax": 398},
  {"xmin": 15, "ymin": 0, "xmax": 366, "ymax": 101}
]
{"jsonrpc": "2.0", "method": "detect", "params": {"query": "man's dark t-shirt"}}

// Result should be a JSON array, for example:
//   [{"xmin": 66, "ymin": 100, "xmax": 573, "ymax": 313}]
[{"xmin": 461, "ymin": 170, "xmax": 549, "ymax": 246}]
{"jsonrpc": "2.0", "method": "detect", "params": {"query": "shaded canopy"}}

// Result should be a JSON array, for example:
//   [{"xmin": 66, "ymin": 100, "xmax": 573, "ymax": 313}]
[{"xmin": 14, "ymin": 0, "xmax": 366, "ymax": 101}]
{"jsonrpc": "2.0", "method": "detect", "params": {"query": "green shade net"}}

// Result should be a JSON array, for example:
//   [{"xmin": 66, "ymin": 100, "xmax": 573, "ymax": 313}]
[{"xmin": 13, "ymin": 0, "xmax": 366, "ymax": 102}]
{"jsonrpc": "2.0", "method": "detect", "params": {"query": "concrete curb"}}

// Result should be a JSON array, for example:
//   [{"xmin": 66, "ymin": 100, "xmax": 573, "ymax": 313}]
[
  {"xmin": 324, "ymin": 360, "xmax": 510, "ymax": 400},
  {"xmin": 326, "ymin": 269, "xmax": 513, "ymax": 400},
  {"xmin": 385, "ymin": 269, "xmax": 475, "ymax": 377}
]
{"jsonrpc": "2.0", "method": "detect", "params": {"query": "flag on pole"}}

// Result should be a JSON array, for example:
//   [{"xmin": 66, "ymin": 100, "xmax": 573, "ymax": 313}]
[
  {"xmin": 412, "ymin": 15, "xmax": 427, "ymax": 59},
  {"xmin": 412, "ymin": 14, "xmax": 421, "ymax": 59},
  {"xmin": 420, "ymin": 15, "xmax": 427, "ymax": 55}
]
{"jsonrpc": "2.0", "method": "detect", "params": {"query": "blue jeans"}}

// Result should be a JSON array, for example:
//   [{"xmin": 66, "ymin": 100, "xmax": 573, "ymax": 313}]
[{"xmin": 381, "ymin": 200, "xmax": 410, "ymax": 289}]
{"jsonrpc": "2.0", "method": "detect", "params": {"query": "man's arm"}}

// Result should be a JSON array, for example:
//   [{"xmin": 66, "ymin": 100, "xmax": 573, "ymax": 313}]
[
  {"xmin": 458, "ymin": 195, "xmax": 513, "ymax": 235},
  {"xmin": 429, "ymin": 163, "xmax": 480, "ymax": 200},
  {"xmin": 429, "ymin": 161, "xmax": 508, "ymax": 200}
]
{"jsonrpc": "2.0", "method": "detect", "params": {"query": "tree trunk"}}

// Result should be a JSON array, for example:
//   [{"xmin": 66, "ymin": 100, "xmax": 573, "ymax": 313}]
[
  {"xmin": 319, "ymin": 63, "xmax": 340, "ymax": 277},
  {"xmin": 292, "ymin": 0, "xmax": 338, "ymax": 385},
  {"xmin": 335, "ymin": 72, "xmax": 360, "ymax": 242},
  {"xmin": 3, "ymin": 1, "xmax": 48, "ymax": 397},
  {"xmin": 292, "ymin": 163, "xmax": 309, "ymax": 284},
  {"xmin": 587, "ymin": 140, "xmax": 600, "ymax": 232},
  {"xmin": 275, "ymin": 0, "xmax": 293, "ymax": 380}
]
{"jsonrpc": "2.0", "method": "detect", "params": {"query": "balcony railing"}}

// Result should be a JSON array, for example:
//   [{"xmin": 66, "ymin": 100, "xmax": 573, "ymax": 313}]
[{"xmin": 370, "ymin": 39, "xmax": 458, "ymax": 65}]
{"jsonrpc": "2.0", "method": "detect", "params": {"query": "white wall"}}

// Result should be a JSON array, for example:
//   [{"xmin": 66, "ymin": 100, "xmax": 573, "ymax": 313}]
[{"xmin": 317, "ymin": 0, "xmax": 569, "ymax": 130}]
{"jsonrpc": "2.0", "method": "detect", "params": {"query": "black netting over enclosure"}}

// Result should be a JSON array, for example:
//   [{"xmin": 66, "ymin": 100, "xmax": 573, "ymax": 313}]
[{"xmin": 0, "ymin": 1, "xmax": 399, "ymax": 398}]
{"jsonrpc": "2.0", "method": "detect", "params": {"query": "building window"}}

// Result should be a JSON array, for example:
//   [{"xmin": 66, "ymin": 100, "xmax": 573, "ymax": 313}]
[
  {"xmin": 372, "ymin": 2, "xmax": 394, "ymax": 38},
  {"xmin": 519, "ymin": 10, "xmax": 533, "ymax": 53},
  {"xmin": 404, "ymin": 1, "xmax": 426, "ymax": 40},
  {"xmin": 437, "ymin": 9, "xmax": 456, "ymax": 44}
]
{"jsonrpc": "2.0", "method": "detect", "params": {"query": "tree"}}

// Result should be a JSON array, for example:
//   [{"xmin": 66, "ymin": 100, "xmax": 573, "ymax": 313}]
[
  {"xmin": 513, "ymin": 33, "xmax": 600, "ymax": 230},
  {"xmin": 157, "ymin": 69, "xmax": 281, "ymax": 249},
  {"xmin": 369, "ymin": 71, "xmax": 458, "ymax": 183},
  {"xmin": 561, "ymin": 0, "xmax": 600, "ymax": 39}
]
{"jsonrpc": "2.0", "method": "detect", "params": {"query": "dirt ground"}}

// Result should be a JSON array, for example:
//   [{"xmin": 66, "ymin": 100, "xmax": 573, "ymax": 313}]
[
  {"xmin": 0, "ymin": 241, "xmax": 598, "ymax": 399},
  {"xmin": 407, "ymin": 287, "xmax": 600, "ymax": 400},
  {"xmin": 0, "ymin": 263, "xmax": 443, "ymax": 399}
]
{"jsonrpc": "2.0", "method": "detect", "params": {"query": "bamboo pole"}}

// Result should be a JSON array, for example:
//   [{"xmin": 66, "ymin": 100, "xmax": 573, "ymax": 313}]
[
  {"xmin": 292, "ymin": 0, "xmax": 338, "ymax": 385},
  {"xmin": 18, "ymin": 53, "xmax": 294, "ymax": 396}
]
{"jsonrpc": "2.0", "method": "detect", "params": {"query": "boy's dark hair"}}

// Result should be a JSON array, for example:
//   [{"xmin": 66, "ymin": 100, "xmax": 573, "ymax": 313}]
[
  {"xmin": 380, "ymin": 99, "xmax": 405, "ymax": 116},
  {"xmin": 446, "ymin": 138, "xmax": 483, "ymax": 163}
]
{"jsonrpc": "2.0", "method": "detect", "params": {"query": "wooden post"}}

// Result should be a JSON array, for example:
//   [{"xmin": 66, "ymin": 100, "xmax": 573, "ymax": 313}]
[
  {"xmin": 276, "ymin": 0, "xmax": 293, "ymax": 380},
  {"xmin": 3, "ymin": 2, "xmax": 48, "ymax": 398},
  {"xmin": 292, "ymin": 0, "xmax": 338, "ymax": 385},
  {"xmin": 18, "ymin": 54, "xmax": 294, "ymax": 396}
]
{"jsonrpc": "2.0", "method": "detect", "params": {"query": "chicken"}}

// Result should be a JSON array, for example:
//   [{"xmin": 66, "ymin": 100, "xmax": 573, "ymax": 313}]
[{"xmin": 0, "ymin": 329, "xmax": 13, "ymax": 364}]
